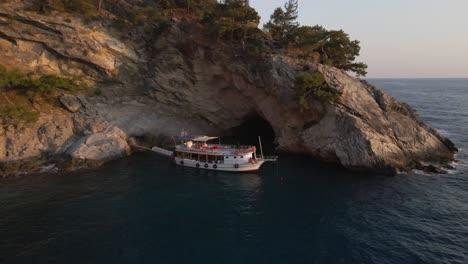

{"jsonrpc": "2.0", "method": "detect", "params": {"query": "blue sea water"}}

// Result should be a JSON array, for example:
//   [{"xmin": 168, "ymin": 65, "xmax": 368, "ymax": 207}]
[{"xmin": 1, "ymin": 79, "xmax": 468, "ymax": 264}]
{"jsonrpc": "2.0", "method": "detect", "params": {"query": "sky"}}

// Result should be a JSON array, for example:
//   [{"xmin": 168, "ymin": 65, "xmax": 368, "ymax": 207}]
[{"xmin": 250, "ymin": 0, "xmax": 468, "ymax": 78}]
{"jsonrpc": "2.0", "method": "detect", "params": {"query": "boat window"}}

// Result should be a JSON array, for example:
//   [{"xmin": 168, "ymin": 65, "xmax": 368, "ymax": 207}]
[
  {"xmin": 241, "ymin": 156, "xmax": 243, "ymax": 158},
  {"xmin": 225, "ymin": 157, "xmax": 229, "ymax": 159},
  {"xmin": 234, "ymin": 156, "xmax": 237, "ymax": 159}
]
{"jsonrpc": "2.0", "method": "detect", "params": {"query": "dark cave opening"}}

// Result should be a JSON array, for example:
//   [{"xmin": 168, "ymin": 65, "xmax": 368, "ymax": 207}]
[
  {"xmin": 222, "ymin": 114, "xmax": 277, "ymax": 155},
  {"xmin": 131, "ymin": 114, "xmax": 277, "ymax": 154}
]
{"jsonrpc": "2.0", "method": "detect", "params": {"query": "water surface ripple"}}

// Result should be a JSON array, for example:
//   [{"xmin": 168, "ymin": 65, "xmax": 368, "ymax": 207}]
[{"xmin": 1, "ymin": 79, "xmax": 467, "ymax": 263}]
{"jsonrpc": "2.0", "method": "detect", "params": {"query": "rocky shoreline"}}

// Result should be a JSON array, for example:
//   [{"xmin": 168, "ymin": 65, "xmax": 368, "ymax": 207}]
[
  {"xmin": 0, "ymin": 3, "xmax": 457, "ymax": 177},
  {"xmin": 0, "ymin": 94, "xmax": 131, "ymax": 177}
]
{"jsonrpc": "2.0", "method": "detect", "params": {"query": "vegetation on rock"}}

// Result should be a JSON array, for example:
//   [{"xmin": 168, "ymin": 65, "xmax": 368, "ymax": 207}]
[
  {"xmin": 201, "ymin": 1, "xmax": 261, "ymax": 42},
  {"xmin": 296, "ymin": 72, "xmax": 340, "ymax": 111},
  {"xmin": 264, "ymin": 0, "xmax": 367, "ymax": 76},
  {"xmin": 295, "ymin": 26, "xmax": 368, "ymax": 76},
  {"xmin": 0, "ymin": 64, "xmax": 87, "ymax": 127},
  {"xmin": 27, "ymin": 0, "xmax": 367, "ymax": 74},
  {"xmin": 0, "ymin": 104, "xmax": 39, "ymax": 127},
  {"xmin": 30, "ymin": 0, "xmax": 100, "ymax": 19},
  {"xmin": 0, "ymin": 65, "xmax": 86, "ymax": 99},
  {"xmin": 263, "ymin": 0, "xmax": 299, "ymax": 47}
]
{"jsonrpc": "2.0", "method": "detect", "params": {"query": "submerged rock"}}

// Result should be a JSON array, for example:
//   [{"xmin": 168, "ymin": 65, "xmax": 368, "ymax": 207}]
[
  {"xmin": 423, "ymin": 165, "xmax": 448, "ymax": 174},
  {"xmin": 443, "ymin": 164, "xmax": 456, "ymax": 170}
]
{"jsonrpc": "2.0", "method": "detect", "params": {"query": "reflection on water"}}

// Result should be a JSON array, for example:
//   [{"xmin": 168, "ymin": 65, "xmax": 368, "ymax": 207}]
[{"xmin": 1, "ymin": 151, "xmax": 468, "ymax": 263}]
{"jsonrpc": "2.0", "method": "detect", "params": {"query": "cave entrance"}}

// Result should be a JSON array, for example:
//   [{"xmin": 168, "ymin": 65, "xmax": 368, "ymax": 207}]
[{"xmin": 222, "ymin": 113, "xmax": 276, "ymax": 155}]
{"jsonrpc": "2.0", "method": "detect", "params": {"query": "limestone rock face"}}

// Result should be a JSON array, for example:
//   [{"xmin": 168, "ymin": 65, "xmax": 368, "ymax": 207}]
[
  {"xmin": 0, "ymin": 5, "xmax": 139, "ymax": 78},
  {"xmin": 67, "ymin": 126, "xmax": 130, "ymax": 161},
  {"xmin": 0, "ymin": 111, "xmax": 76, "ymax": 162},
  {"xmin": 299, "ymin": 66, "xmax": 456, "ymax": 172},
  {"xmin": 0, "ymin": 97, "xmax": 131, "ymax": 175},
  {"xmin": 0, "ymin": 3, "xmax": 456, "ymax": 175}
]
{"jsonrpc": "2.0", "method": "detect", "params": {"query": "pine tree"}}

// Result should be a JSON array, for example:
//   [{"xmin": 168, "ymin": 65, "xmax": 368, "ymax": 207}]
[
  {"xmin": 283, "ymin": 0, "xmax": 298, "ymax": 33},
  {"xmin": 264, "ymin": 0, "xmax": 299, "ymax": 47},
  {"xmin": 223, "ymin": 0, "xmax": 249, "ymax": 6}
]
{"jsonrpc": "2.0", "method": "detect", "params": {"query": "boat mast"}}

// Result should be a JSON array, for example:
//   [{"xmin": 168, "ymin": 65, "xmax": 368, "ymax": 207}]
[{"xmin": 258, "ymin": 136, "xmax": 264, "ymax": 160}]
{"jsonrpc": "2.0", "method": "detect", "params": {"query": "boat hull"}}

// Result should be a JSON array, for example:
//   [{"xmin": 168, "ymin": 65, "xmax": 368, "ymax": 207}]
[{"xmin": 174, "ymin": 157, "xmax": 265, "ymax": 172}]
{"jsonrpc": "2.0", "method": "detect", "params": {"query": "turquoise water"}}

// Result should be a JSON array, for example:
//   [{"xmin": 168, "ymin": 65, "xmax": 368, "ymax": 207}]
[{"xmin": 1, "ymin": 79, "xmax": 468, "ymax": 263}]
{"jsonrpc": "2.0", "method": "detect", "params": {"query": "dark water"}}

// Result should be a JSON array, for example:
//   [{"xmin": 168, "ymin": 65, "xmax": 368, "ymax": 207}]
[{"xmin": 1, "ymin": 79, "xmax": 468, "ymax": 264}]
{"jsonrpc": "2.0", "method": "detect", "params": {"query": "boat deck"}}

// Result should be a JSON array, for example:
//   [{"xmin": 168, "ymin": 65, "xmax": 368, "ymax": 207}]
[
  {"xmin": 263, "ymin": 156, "xmax": 279, "ymax": 162},
  {"xmin": 175, "ymin": 144, "xmax": 255, "ymax": 156}
]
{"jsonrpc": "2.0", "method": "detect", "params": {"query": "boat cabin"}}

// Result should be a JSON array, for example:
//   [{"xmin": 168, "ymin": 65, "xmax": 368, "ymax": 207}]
[
  {"xmin": 174, "ymin": 151, "xmax": 256, "ymax": 164},
  {"xmin": 171, "ymin": 135, "xmax": 274, "ymax": 172},
  {"xmin": 174, "ymin": 135, "xmax": 258, "ymax": 163}
]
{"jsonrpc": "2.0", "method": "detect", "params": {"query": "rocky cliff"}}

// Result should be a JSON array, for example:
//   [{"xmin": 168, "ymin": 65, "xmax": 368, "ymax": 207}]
[{"xmin": 0, "ymin": 3, "xmax": 456, "ymax": 176}]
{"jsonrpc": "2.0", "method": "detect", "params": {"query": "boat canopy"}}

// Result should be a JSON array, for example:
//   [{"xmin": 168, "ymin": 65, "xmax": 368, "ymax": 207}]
[
  {"xmin": 175, "ymin": 135, "xmax": 218, "ymax": 142},
  {"xmin": 192, "ymin": 136, "xmax": 218, "ymax": 142}
]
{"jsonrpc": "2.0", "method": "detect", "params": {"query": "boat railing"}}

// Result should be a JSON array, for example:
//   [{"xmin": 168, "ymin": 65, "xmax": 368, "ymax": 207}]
[
  {"xmin": 219, "ymin": 144, "xmax": 253, "ymax": 150},
  {"xmin": 176, "ymin": 144, "xmax": 255, "ymax": 152}
]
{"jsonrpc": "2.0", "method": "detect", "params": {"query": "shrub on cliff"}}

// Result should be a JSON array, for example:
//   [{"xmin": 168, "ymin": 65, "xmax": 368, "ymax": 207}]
[
  {"xmin": 154, "ymin": 0, "xmax": 218, "ymax": 12},
  {"xmin": 0, "ymin": 65, "xmax": 31, "ymax": 90},
  {"xmin": 0, "ymin": 65, "xmax": 88, "ymax": 127},
  {"xmin": 0, "ymin": 65, "xmax": 86, "ymax": 99},
  {"xmin": 129, "ymin": 5, "xmax": 170, "ymax": 33},
  {"xmin": 129, "ymin": 6, "xmax": 161, "ymax": 25},
  {"xmin": 30, "ymin": 0, "xmax": 98, "ymax": 19},
  {"xmin": 202, "ymin": 1, "xmax": 260, "ymax": 42},
  {"xmin": 296, "ymin": 72, "xmax": 340, "ymax": 111},
  {"xmin": 0, "ymin": 104, "xmax": 39, "ymax": 128},
  {"xmin": 29, "ymin": 75, "xmax": 85, "ymax": 97}
]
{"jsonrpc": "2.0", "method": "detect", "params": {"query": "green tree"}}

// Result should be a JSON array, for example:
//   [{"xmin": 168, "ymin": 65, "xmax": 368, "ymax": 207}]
[
  {"xmin": 224, "ymin": 0, "xmax": 249, "ymax": 6},
  {"xmin": 264, "ymin": 0, "xmax": 299, "ymax": 46},
  {"xmin": 0, "ymin": 64, "xmax": 86, "ymax": 98},
  {"xmin": 295, "ymin": 25, "xmax": 327, "ymax": 58},
  {"xmin": 320, "ymin": 30, "xmax": 367, "ymax": 76},
  {"xmin": 264, "ymin": 8, "xmax": 285, "ymax": 40},
  {"xmin": 295, "ymin": 25, "xmax": 368, "ymax": 76},
  {"xmin": 203, "ymin": 2, "xmax": 259, "ymax": 42}
]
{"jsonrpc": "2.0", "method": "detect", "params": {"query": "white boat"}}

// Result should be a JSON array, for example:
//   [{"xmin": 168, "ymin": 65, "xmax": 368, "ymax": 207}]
[{"xmin": 170, "ymin": 135, "xmax": 278, "ymax": 172}]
